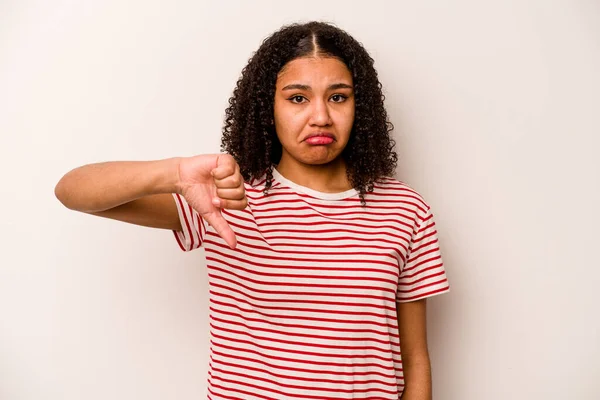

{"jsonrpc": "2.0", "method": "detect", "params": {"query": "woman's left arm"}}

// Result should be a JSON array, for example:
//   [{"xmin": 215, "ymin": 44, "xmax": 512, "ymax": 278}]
[{"xmin": 397, "ymin": 299, "xmax": 432, "ymax": 400}]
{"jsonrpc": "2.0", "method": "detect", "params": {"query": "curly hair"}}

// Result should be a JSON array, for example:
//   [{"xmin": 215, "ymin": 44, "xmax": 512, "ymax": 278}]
[{"xmin": 221, "ymin": 21, "xmax": 397, "ymax": 204}]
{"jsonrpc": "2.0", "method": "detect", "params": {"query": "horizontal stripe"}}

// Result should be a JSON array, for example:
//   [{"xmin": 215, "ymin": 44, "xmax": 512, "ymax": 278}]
[
  {"xmin": 211, "ymin": 295, "xmax": 399, "ymax": 328},
  {"xmin": 210, "ymin": 328, "xmax": 396, "ymax": 363},
  {"xmin": 210, "ymin": 376, "xmax": 398, "ymax": 400},
  {"xmin": 207, "ymin": 259, "xmax": 398, "ymax": 285},
  {"xmin": 208, "ymin": 273, "xmax": 397, "ymax": 301},
  {"xmin": 210, "ymin": 366, "xmax": 399, "ymax": 394},
  {"xmin": 210, "ymin": 351, "xmax": 401, "ymax": 379},
  {"xmin": 209, "ymin": 285, "xmax": 398, "ymax": 312},
  {"xmin": 210, "ymin": 357, "xmax": 398, "ymax": 387},
  {"xmin": 207, "ymin": 230, "xmax": 409, "ymax": 249},
  {"xmin": 210, "ymin": 341, "xmax": 400, "ymax": 375},
  {"xmin": 208, "ymin": 244, "xmax": 400, "ymax": 272},
  {"xmin": 210, "ymin": 310, "xmax": 399, "ymax": 347}
]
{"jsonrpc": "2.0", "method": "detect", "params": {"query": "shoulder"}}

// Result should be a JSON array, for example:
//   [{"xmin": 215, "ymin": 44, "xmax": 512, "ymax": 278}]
[{"xmin": 368, "ymin": 176, "xmax": 432, "ymax": 217}]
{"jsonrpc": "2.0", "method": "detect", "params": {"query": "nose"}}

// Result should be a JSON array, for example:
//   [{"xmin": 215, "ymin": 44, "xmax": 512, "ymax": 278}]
[{"xmin": 308, "ymin": 98, "xmax": 332, "ymax": 127}]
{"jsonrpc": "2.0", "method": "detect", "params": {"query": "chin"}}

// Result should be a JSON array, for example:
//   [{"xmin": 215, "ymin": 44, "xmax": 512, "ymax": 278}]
[
  {"xmin": 300, "ymin": 153, "xmax": 343, "ymax": 166},
  {"xmin": 282, "ymin": 145, "xmax": 345, "ymax": 167}
]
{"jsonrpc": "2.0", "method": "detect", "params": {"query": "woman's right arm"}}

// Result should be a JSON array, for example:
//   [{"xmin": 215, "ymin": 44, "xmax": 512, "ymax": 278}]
[
  {"xmin": 54, "ymin": 157, "xmax": 183, "ymax": 230},
  {"xmin": 54, "ymin": 154, "xmax": 246, "ymax": 248}
]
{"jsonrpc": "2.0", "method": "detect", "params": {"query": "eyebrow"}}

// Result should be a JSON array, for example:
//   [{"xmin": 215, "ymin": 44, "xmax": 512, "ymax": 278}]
[{"xmin": 281, "ymin": 83, "xmax": 354, "ymax": 91}]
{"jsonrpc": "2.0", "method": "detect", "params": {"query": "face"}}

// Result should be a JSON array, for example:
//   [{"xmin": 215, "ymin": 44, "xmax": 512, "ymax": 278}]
[{"xmin": 273, "ymin": 56, "xmax": 355, "ymax": 167}]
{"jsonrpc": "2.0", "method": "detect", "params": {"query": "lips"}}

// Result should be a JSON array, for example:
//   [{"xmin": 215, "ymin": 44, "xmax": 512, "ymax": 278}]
[
  {"xmin": 304, "ymin": 132, "xmax": 335, "ymax": 146},
  {"xmin": 304, "ymin": 132, "xmax": 335, "ymax": 141},
  {"xmin": 306, "ymin": 136, "xmax": 334, "ymax": 145}
]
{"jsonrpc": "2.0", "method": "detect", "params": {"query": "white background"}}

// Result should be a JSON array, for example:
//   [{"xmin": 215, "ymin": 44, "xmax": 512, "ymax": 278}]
[{"xmin": 1, "ymin": 0, "xmax": 599, "ymax": 399}]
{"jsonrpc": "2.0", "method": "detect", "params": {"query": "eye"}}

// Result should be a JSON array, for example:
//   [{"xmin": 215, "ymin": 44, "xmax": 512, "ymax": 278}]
[
  {"xmin": 288, "ymin": 95, "xmax": 307, "ymax": 104},
  {"xmin": 330, "ymin": 94, "xmax": 348, "ymax": 103}
]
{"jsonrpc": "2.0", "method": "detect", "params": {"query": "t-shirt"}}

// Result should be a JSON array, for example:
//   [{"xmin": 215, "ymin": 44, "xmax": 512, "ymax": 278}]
[{"xmin": 171, "ymin": 168, "xmax": 450, "ymax": 400}]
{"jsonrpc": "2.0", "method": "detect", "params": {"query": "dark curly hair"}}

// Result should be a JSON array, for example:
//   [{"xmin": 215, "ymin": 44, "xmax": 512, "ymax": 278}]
[{"xmin": 221, "ymin": 21, "xmax": 397, "ymax": 204}]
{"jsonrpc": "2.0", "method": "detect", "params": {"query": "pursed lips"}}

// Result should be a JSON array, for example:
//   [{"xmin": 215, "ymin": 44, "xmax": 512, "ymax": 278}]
[{"xmin": 303, "ymin": 132, "xmax": 335, "ymax": 141}]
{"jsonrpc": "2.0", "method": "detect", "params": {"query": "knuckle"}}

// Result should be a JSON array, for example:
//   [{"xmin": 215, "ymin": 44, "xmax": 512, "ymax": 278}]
[
  {"xmin": 232, "ymin": 199, "xmax": 247, "ymax": 210},
  {"xmin": 218, "ymin": 167, "xmax": 232, "ymax": 177}
]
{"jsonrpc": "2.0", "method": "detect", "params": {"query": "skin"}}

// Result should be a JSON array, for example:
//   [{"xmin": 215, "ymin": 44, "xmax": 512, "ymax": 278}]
[
  {"xmin": 273, "ymin": 56, "xmax": 355, "ymax": 193},
  {"xmin": 397, "ymin": 299, "xmax": 432, "ymax": 399}
]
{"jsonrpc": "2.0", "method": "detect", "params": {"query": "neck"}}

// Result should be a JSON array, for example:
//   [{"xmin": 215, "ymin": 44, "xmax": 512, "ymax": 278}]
[{"xmin": 275, "ymin": 156, "xmax": 352, "ymax": 193}]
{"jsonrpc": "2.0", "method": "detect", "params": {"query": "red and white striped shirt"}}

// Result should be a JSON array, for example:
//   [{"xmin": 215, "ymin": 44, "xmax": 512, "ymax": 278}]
[{"xmin": 172, "ymin": 168, "xmax": 449, "ymax": 400}]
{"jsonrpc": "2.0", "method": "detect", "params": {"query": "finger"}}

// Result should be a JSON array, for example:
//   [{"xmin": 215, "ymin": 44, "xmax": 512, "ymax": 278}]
[
  {"xmin": 217, "ymin": 153, "xmax": 236, "ymax": 168},
  {"xmin": 202, "ymin": 210, "xmax": 237, "ymax": 249},
  {"xmin": 211, "ymin": 166, "xmax": 234, "ymax": 181},
  {"xmin": 213, "ymin": 172, "xmax": 243, "ymax": 189},
  {"xmin": 216, "ymin": 187, "xmax": 246, "ymax": 201},
  {"xmin": 212, "ymin": 197, "xmax": 248, "ymax": 210},
  {"xmin": 211, "ymin": 155, "xmax": 237, "ymax": 180}
]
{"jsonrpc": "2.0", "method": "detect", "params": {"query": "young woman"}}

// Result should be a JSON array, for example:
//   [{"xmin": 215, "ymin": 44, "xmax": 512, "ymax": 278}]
[{"xmin": 55, "ymin": 21, "xmax": 449, "ymax": 400}]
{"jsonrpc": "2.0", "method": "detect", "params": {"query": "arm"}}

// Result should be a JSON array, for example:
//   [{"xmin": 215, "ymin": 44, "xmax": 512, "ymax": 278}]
[
  {"xmin": 397, "ymin": 299, "xmax": 432, "ymax": 400},
  {"xmin": 54, "ymin": 158, "xmax": 183, "ymax": 230},
  {"xmin": 54, "ymin": 154, "xmax": 247, "ymax": 248}
]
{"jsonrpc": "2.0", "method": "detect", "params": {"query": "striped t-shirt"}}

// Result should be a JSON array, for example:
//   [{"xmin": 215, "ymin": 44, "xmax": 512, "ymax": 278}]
[{"xmin": 171, "ymin": 168, "xmax": 450, "ymax": 400}]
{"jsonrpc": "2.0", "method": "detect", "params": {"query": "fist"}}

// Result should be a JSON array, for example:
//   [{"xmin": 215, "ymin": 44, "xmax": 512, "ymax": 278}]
[{"xmin": 177, "ymin": 154, "xmax": 247, "ymax": 248}]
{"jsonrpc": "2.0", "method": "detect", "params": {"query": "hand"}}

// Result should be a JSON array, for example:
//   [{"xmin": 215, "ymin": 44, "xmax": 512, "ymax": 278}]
[{"xmin": 177, "ymin": 154, "xmax": 247, "ymax": 248}]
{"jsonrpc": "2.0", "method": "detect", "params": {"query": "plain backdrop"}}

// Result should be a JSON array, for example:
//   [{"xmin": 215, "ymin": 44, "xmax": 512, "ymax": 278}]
[{"xmin": 1, "ymin": 0, "xmax": 599, "ymax": 399}]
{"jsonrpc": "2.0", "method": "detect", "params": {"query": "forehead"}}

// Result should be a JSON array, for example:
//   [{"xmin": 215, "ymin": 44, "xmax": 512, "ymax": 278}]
[{"xmin": 276, "ymin": 57, "xmax": 353, "ymax": 86}]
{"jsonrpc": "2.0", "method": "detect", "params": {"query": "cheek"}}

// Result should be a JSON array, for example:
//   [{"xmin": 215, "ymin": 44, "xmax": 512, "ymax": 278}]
[
  {"xmin": 274, "ymin": 117, "xmax": 297, "ymax": 146},
  {"xmin": 275, "ymin": 108, "xmax": 306, "ymax": 138},
  {"xmin": 273, "ymin": 104, "xmax": 288, "ymax": 139},
  {"xmin": 337, "ymin": 107, "xmax": 355, "ymax": 133}
]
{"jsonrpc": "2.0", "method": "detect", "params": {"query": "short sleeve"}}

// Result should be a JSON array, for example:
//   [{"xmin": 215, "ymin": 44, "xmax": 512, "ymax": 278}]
[
  {"xmin": 171, "ymin": 193, "xmax": 206, "ymax": 252},
  {"xmin": 397, "ymin": 207, "xmax": 450, "ymax": 302}
]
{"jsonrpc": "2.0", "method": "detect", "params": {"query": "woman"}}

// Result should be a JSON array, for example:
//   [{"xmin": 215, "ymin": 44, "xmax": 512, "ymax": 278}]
[{"xmin": 56, "ymin": 21, "xmax": 449, "ymax": 400}]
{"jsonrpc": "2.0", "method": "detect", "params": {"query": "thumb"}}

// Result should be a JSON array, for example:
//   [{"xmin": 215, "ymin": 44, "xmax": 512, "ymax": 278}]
[{"xmin": 202, "ymin": 209, "xmax": 237, "ymax": 249}]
